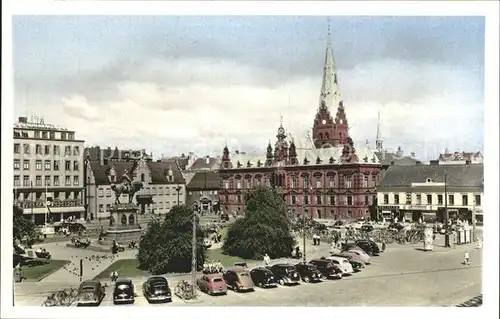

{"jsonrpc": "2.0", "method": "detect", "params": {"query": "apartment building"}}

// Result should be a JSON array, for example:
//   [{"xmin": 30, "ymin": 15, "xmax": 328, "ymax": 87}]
[
  {"xmin": 377, "ymin": 161, "xmax": 483, "ymax": 223},
  {"xmin": 86, "ymin": 157, "xmax": 186, "ymax": 221},
  {"xmin": 13, "ymin": 116, "xmax": 85, "ymax": 224},
  {"xmin": 186, "ymin": 171, "xmax": 221, "ymax": 214}
]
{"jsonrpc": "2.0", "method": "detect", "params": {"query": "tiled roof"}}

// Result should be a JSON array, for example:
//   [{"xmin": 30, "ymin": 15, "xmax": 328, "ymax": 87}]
[
  {"xmin": 439, "ymin": 151, "xmax": 482, "ymax": 161},
  {"xmin": 374, "ymin": 151, "xmax": 419, "ymax": 166},
  {"xmin": 147, "ymin": 161, "xmax": 185, "ymax": 184},
  {"xmin": 162, "ymin": 156, "xmax": 190, "ymax": 170},
  {"xmin": 90, "ymin": 160, "xmax": 136, "ymax": 185},
  {"xmin": 186, "ymin": 171, "xmax": 220, "ymax": 190},
  {"xmin": 379, "ymin": 163, "xmax": 484, "ymax": 188},
  {"xmin": 189, "ymin": 157, "xmax": 220, "ymax": 170}
]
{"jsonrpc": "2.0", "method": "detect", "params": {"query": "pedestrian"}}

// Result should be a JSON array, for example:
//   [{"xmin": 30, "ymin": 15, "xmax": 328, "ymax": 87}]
[
  {"xmin": 263, "ymin": 253, "xmax": 271, "ymax": 266},
  {"xmin": 463, "ymin": 249, "xmax": 470, "ymax": 266},
  {"xmin": 382, "ymin": 241, "xmax": 386, "ymax": 253},
  {"xmin": 452, "ymin": 231, "xmax": 456, "ymax": 249}
]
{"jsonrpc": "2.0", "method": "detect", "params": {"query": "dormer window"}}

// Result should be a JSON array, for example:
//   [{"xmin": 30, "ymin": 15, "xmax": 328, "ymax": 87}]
[
  {"xmin": 363, "ymin": 156, "xmax": 368, "ymax": 163},
  {"xmin": 167, "ymin": 169, "xmax": 174, "ymax": 182},
  {"xmin": 426, "ymin": 178, "xmax": 432, "ymax": 183},
  {"xmin": 257, "ymin": 160, "xmax": 262, "ymax": 167},
  {"xmin": 303, "ymin": 157, "xmax": 309, "ymax": 165},
  {"xmin": 316, "ymin": 156, "xmax": 322, "ymax": 164},
  {"xmin": 247, "ymin": 161, "xmax": 252, "ymax": 168},
  {"xmin": 372, "ymin": 156, "xmax": 377, "ymax": 163},
  {"xmin": 329, "ymin": 157, "xmax": 335, "ymax": 164},
  {"xmin": 237, "ymin": 161, "xmax": 242, "ymax": 168}
]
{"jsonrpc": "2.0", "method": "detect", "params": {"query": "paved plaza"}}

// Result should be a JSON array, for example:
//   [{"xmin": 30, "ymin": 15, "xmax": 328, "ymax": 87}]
[{"xmin": 14, "ymin": 235, "xmax": 482, "ymax": 307}]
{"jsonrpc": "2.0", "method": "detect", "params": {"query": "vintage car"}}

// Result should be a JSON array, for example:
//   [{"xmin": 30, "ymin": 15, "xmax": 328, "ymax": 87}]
[
  {"xmin": 197, "ymin": 274, "xmax": 228, "ymax": 295},
  {"xmin": 249, "ymin": 267, "xmax": 278, "ymax": 288},
  {"xmin": 330, "ymin": 252, "xmax": 365, "ymax": 270},
  {"xmin": 346, "ymin": 249, "xmax": 372, "ymax": 264},
  {"xmin": 361, "ymin": 224, "xmax": 374, "ymax": 232},
  {"xmin": 113, "ymin": 278, "xmax": 135, "ymax": 304},
  {"xmin": 355, "ymin": 240, "xmax": 380, "ymax": 256},
  {"xmin": 77, "ymin": 280, "xmax": 105, "ymax": 306},
  {"xmin": 223, "ymin": 267, "xmax": 255, "ymax": 292},
  {"xmin": 326, "ymin": 256, "xmax": 354, "ymax": 275},
  {"xmin": 294, "ymin": 262, "xmax": 322, "ymax": 283},
  {"xmin": 142, "ymin": 276, "xmax": 172, "ymax": 303},
  {"xmin": 266, "ymin": 264, "xmax": 301, "ymax": 286},
  {"xmin": 220, "ymin": 213, "xmax": 230, "ymax": 222},
  {"xmin": 308, "ymin": 259, "xmax": 343, "ymax": 279}
]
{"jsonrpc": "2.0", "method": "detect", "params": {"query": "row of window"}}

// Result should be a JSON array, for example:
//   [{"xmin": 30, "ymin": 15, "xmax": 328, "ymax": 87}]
[
  {"xmin": 14, "ymin": 130, "xmax": 75, "ymax": 141},
  {"xmin": 14, "ymin": 190, "xmax": 80, "ymax": 201},
  {"xmin": 188, "ymin": 190, "xmax": 218, "ymax": 196},
  {"xmin": 97, "ymin": 201, "xmax": 180, "ymax": 212},
  {"xmin": 14, "ymin": 159, "xmax": 80, "ymax": 171},
  {"xmin": 228, "ymin": 194, "xmax": 374, "ymax": 206},
  {"xmin": 382, "ymin": 193, "xmax": 482, "ymax": 206},
  {"xmin": 223, "ymin": 174, "xmax": 376, "ymax": 190},
  {"xmin": 13, "ymin": 143, "xmax": 80, "ymax": 156},
  {"xmin": 97, "ymin": 186, "xmax": 184, "ymax": 197},
  {"xmin": 14, "ymin": 175, "xmax": 80, "ymax": 187}
]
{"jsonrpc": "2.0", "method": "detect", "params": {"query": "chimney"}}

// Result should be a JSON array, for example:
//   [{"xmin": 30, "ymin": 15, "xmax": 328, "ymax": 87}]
[
  {"xmin": 18, "ymin": 116, "xmax": 28, "ymax": 123},
  {"xmin": 465, "ymin": 159, "xmax": 471, "ymax": 165}
]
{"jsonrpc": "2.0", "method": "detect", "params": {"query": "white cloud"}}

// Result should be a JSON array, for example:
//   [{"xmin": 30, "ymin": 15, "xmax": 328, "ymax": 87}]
[{"xmin": 22, "ymin": 57, "xmax": 483, "ymax": 160}]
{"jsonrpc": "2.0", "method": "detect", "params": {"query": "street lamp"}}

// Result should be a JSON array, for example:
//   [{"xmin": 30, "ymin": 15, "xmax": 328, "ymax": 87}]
[
  {"xmin": 302, "ymin": 183, "xmax": 312, "ymax": 263},
  {"xmin": 444, "ymin": 173, "xmax": 450, "ymax": 248},
  {"xmin": 175, "ymin": 186, "xmax": 181, "ymax": 205},
  {"xmin": 30, "ymin": 181, "xmax": 34, "ymax": 220}
]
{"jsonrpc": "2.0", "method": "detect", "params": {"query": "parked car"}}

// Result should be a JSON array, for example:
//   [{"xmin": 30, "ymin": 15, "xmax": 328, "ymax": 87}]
[
  {"xmin": 197, "ymin": 274, "xmax": 228, "ymax": 295},
  {"xmin": 142, "ymin": 276, "xmax": 172, "ymax": 303},
  {"xmin": 223, "ymin": 267, "xmax": 255, "ymax": 292},
  {"xmin": 249, "ymin": 267, "xmax": 278, "ymax": 288},
  {"xmin": 389, "ymin": 223, "xmax": 405, "ymax": 231},
  {"xmin": 220, "ymin": 213, "xmax": 230, "ymax": 222},
  {"xmin": 326, "ymin": 256, "xmax": 354, "ymax": 276},
  {"xmin": 355, "ymin": 240, "xmax": 380, "ymax": 256},
  {"xmin": 294, "ymin": 262, "xmax": 322, "ymax": 283},
  {"xmin": 77, "ymin": 280, "xmax": 105, "ymax": 306},
  {"xmin": 330, "ymin": 252, "xmax": 365, "ymax": 271},
  {"xmin": 347, "ymin": 249, "xmax": 372, "ymax": 264},
  {"xmin": 308, "ymin": 259, "xmax": 343, "ymax": 279},
  {"xmin": 266, "ymin": 264, "xmax": 301, "ymax": 286},
  {"xmin": 113, "ymin": 278, "xmax": 135, "ymax": 304},
  {"xmin": 361, "ymin": 224, "xmax": 374, "ymax": 232}
]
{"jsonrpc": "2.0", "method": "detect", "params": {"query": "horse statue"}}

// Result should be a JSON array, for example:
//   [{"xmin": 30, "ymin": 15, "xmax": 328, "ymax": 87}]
[{"xmin": 109, "ymin": 169, "xmax": 143, "ymax": 204}]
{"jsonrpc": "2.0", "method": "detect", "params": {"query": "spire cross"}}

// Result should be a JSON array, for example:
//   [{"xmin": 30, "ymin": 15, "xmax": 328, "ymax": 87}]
[{"xmin": 280, "ymin": 115, "xmax": 283, "ymax": 127}]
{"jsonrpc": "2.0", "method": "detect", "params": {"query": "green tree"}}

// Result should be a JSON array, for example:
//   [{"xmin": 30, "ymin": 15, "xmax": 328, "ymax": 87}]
[
  {"xmin": 222, "ymin": 186, "xmax": 295, "ymax": 259},
  {"xmin": 137, "ymin": 205, "xmax": 206, "ymax": 274},
  {"xmin": 13, "ymin": 205, "xmax": 38, "ymax": 246}
]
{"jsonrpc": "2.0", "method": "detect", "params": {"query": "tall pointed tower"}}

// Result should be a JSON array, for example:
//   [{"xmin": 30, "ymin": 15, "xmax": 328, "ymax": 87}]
[
  {"xmin": 375, "ymin": 110, "xmax": 384, "ymax": 153},
  {"xmin": 312, "ymin": 21, "xmax": 350, "ymax": 149}
]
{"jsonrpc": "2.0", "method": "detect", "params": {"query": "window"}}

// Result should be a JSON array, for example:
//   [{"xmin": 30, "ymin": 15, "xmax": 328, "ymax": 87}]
[
  {"xmin": 45, "ymin": 160, "xmax": 51, "ymax": 170},
  {"xmin": 50, "ymin": 131, "xmax": 55, "ymax": 139},
  {"xmin": 36, "ymin": 144, "xmax": 42, "ymax": 154},
  {"xmin": 474, "ymin": 195, "xmax": 481, "ymax": 206},
  {"xmin": 45, "ymin": 176, "xmax": 51, "ymax": 186},
  {"xmin": 372, "ymin": 174, "xmax": 377, "ymax": 183},
  {"xmin": 347, "ymin": 195, "xmax": 353, "ymax": 206},
  {"xmin": 316, "ymin": 195, "xmax": 322, "ymax": 205},
  {"xmin": 68, "ymin": 133, "xmax": 75, "ymax": 140},
  {"xmin": 303, "ymin": 175, "xmax": 310, "ymax": 188},
  {"xmin": 291, "ymin": 195, "xmax": 297, "ymax": 205},
  {"xmin": 316, "ymin": 178, "xmax": 322, "ymax": 188},
  {"xmin": 35, "ymin": 175, "xmax": 42, "ymax": 186},
  {"xmin": 106, "ymin": 204, "xmax": 111, "ymax": 211},
  {"xmin": 224, "ymin": 181, "xmax": 229, "ymax": 189},
  {"xmin": 106, "ymin": 189, "xmax": 111, "ymax": 197},
  {"xmin": 328, "ymin": 176, "xmax": 335, "ymax": 188},
  {"xmin": 24, "ymin": 144, "xmax": 30, "ymax": 154},
  {"xmin": 448, "ymin": 194, "xmax": 454, "ymax": 205},
  {"xmin": 98, "ymin": 188, "xmax": 104, "ymax": 197},
  {"xmin": 394, "ymin": 194, "xmax": 399, "ymax": 204},
  {"xmin": 14, "ymin": 131, "xmax": 20, "ymax": 138},
  {"xmin": 65, "ymin": 146, "xmax": 71, "ymax": 156},
  {"xmin": 61, "ymin": 132, "xmax": 67, "ymax": 140},
  {"xmin": 344, "ymin": 176, "xmax": 352, "ymax": 188},
  {"xmin": 165, "ymin": 187, "xmax": 170, "ymax": 195},
  {"xmin": 383, "ymin": 194, "xmax": 389, "ymax": 204},
  {"xmin": 304, "ymin": 195, "xmax": 309, "ymax": 205},
  {"xmin": 291, "ymin": 176, "xmax": 298, "ymax": 188},
  {"xmin": 23, "ymin": 160, "xmax": 30, "ymax": 170},
  {"xmin": 34, "ymin": 131, "xmax": 40, "ymax": 138},
  {"xmin": 14, "ymin": 143, "xmax": 20, "ymax": 153},
  {"xmin": 73, "ymin": 176, "xmax": 79, "ymax": 186},
  {"xmin": 141, "ymin": 173, "xmax": 145, "ymax": 182},
  {"xmin": 65, "ymin": 160, "xmax": 71, "ymax": 171},
  {"xmin": 23, "ymin": 176, "xmax": 30, "ymax": 186},
  {"xmin": 406, "ymin": 193, "xmax": 411, "ymax": 204},
  {"xmin": 365, "ymin": 195, "xmax": 369, "ymax": 205},
  {"xmin": 53, "ymin": 160, "xmax": 60, "ymax": 171},
  {"xmin": 53, "ymin": 176, "xmax": 59, "ymax": 186},
  {"xmin": 236, "ymin": 180, "xmax": 242, "ymax": 189},
  {"xmin": 363, "ymin": 175, "xmax": 368, "ymax": 187},
  {"xmin": 99, "ymin": 204, "xmax": 104, "ymax": 212},
  {"xmin": 53, "ymin": 145, "xmax": 60, "ymax": 155},
  {"xmin": 159, "ymin": 187, "xmax": 163, "ymax": 195},
  {"xmin": 329, "ymin": 196, "xmax": 335, "ymax": 206},
  {"xmin": 35, "ymin": 160, "xmax": 42, "ymax": 170},
  {"xmin": 437, "ymin": 195, "xmax": 443, "ymax": 205},
  {"xmin": 73, "ymin": 161, "xmax": 79, "ymax": 171},
  {"xmin": 245, "ymin": 177, "xmax": 251, "ymax": 188},
  {"xmin": 44, "ymin": 145, "xmax": 50, "ymax": 155},
  {"xmin": 152, "ymin": 187, "xmax": 157, "ymax": 195},
  {"xmin": 14, "ymin": 159, "xmax": 20, "ymax": 170},
  {"xmin": 42, "ymin": 131, "xmax": 47, "ymax": 139},
  {"xmin": 416, "ymin": 194, "xmax": 422, "ymax": 205},
  {"xmin": 14, "ymin": 176, "xmax": 20, "ymax": 187},
  {"xmin": 65, "ymin": 176, "xmax": 71, "ymax": 186},
  {"xmin": 426, "ymin": 194, "xmax": 432, "ymax": 205},
  {"xmin": 237, "ymin": 195, "xmax": 242, "ymax": 203},
  {"xmin": 213, "ymin": 190, "xmax": 217, "ymax": 195},
  {"xmin": 462, "ymin": 195, "xmax": 468, "ymax": 206},
  {"xmin": 73, "ymin": 146, "xmax": 80, "ymax": 156}
]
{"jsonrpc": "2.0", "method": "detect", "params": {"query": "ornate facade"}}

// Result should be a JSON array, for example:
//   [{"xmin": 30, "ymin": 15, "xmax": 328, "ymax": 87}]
[{"xmin": 218, "ymin": 35, "xmax": 382, "ymax": 220}]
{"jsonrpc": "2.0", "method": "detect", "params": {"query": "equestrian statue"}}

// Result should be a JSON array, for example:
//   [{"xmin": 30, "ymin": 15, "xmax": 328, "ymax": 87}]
[{"xmin": 109, "ymin": 169, "xmax": 143, "ymax": 204}]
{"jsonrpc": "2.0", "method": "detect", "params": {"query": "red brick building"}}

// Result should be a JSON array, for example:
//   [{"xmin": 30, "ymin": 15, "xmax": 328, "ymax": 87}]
[{"xmin": 218, "ymin": 37, "xmax": 382, "ymax": 220}]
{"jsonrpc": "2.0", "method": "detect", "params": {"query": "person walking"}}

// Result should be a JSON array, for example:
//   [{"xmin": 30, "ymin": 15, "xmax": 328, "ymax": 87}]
[
  {"xmin": 263, "ymin": 253, "xmax": 271, "ymax": 266},
  {"xmin": 382, "ymin": 241, "xmax": 386, "ymax": 253},
  {"xmin": 463, "ymin": 249, "xmax": 470, "ymax": 266}
]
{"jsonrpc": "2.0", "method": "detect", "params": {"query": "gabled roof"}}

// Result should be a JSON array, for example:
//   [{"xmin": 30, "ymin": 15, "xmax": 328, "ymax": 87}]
[
  {"xmin": 189, "ymin": 157, "xmax": 220, "ymax": 171},
  {"xmin": 90, "ymin": 160, "xmax": 136, "ymax": 185},
  {"xmin": 186, "ymin": 171, "xmax": 220, "ymax": 190},
  {"xmin": 147, "ymin": 161, "xmax": 185, "ymax": 185},
  {"xmin": 379, "ymin": 163, "xmax": 484, "ymax": 188}
]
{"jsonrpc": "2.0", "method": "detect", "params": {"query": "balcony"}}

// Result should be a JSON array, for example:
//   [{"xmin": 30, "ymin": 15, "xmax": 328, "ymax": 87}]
[{"xmin": 14, "ymin": 199, "xmax": 83, "ymax": 209}]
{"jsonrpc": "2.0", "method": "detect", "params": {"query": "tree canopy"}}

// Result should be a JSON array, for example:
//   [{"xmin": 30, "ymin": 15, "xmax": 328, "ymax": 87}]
[
  {"xmin": 137, "ymin": 205, "xmax": 206, "ymax": 275},
  {"xmin": 222, "ymin": 186, "xmax": 295, "ymax": 259},
  {"xmin": 13, "ymin": 205, "xmax": 38, "ymax": 246}
]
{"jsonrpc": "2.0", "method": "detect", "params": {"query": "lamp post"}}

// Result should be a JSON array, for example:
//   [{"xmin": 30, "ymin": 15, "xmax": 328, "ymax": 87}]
[
  {"xmin": 302, "ymin": 184, "xmax": 312, "ymax": 263},
  {"xmin": 472, "ymin": 196, "xmax": 477, "ymax": 242},
  {"xmin": 191, "ymin": 201, "xmax": 200, "ymax": 297},
  {"xmin": 444, "ymin": 173, "xmax": 450, "ymax": 248},
  {"xmin": 175, "ymin": 186, "xmax": 181, "ymax": 205},
  {"xmin": 30, "ymin": 181, "xmax": 34, "ymax": 221}
]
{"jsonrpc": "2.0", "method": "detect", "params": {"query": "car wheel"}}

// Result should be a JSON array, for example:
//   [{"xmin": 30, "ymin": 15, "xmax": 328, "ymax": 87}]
[
  {"xmin": 278, "ymin": 279, "xmax": 285, "ymax": 286},
  {"xmin": 233, "ymin": 285, "xmax": 238, "ymax": 292},
  {"xmin": 257, "ymin": 281, "xmax": 262, "ymax": 288},
  {"xmin": 304, "ymin": 276, "xmax": 310, "ymax": 283}
]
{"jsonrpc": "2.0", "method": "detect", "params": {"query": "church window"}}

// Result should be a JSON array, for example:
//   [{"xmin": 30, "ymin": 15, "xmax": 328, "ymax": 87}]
[
  {"xmin": 291, "ymin": 176, "xmax": 298, "ymax": 188},
  {"xmin": 302, "ymin": 176, "xmax": 310, "ymax": 189}
]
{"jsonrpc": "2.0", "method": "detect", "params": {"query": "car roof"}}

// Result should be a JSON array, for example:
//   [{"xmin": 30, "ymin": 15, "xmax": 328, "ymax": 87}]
[
  {"xmin": 273, "ymin": 263, "xmax": 293, "ymax": 267},
  {"xmin": 227, "ymin": 267, "xmax": 250, "ymax": 273},
  {"xmin": 79, "ymin": 280, "xmax": 100, "ymax": 288},
  {"xmin": 147, "ymin": 276, "xmax": 168, "ymax": 283},
  {"xmin": 116, "ymin": 278, "xmax": 132, "ymax": 284}
]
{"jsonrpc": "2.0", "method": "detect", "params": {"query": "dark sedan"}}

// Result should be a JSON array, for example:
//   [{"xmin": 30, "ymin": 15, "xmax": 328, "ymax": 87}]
[
  {"xmin": 113, "ymin": 279, "xmax": 135, "ymax": 304},
  {"xmin": 142, "ymin": 276, "xmax": 172, "ymax": 303},
  {"xmin": 355, "ymin": 240, "xmax": 380, "ymax": 256},
  {"xmin": 249, "ymin": 267, "xmax": 278, "ymax": 288},
  {"xmin": 266, "ymin": 264, "xmax": 301, "ymax": 286},
  {"xmin": 295, "ymin": 262, "xmax": 322, "ymax": 283}
]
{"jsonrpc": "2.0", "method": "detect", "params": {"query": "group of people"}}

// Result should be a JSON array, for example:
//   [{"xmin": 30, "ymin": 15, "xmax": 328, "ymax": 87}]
[
  {"xmin": 110, "ymin": 271, "xmax": 119, "ymax": 282},
  {"xmin": 203, "ymin": 260, "xmax": 224, "ymax": 274}
]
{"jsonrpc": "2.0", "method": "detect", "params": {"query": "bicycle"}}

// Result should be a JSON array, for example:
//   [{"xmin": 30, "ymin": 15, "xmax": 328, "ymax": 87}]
[{"xmin": 41, "ymin": 294, "xmax": 57, "ymax": 307}]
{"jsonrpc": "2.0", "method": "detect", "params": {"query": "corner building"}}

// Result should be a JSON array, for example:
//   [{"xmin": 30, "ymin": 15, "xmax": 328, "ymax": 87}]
[{"xmin": 218, "ymin": 37, "xmax": 382, "ymax": 220}]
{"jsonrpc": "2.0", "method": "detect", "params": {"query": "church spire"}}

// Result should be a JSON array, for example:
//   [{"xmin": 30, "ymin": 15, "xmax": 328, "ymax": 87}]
[
  {"xmin": 375, "ymin": 110, "xmax": 383, "ymax": 153},
  {"xmin": 319, "ymin": 18, "xmax": 342, "ymax": 114}
]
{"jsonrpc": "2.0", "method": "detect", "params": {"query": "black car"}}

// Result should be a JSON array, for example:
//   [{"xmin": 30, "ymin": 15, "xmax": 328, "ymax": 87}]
[
  {"xmin": 308, "ymin": 259, "xmax": 343, "ymax": 279},
  {"xmin": 220, "ymin": 213, "xmax": 229, "ymax": 222},
  {"xmin": 361, "ymin": 224, "xmax": 374, "ymax": 232},
  {"xmin": 389, "ymin": 223, "xmax": 405, "ymax": 231},
  {"xmin": 355, "ymin": 240, "xmax": 380, "ymax": 256},
  {"xmin": 294, "ymin": 262, "xmax": 322, "ymax": 283},
  {"xmin": 266, "ymin": 264, "xmax": 301, "ymax": 286},
  {"xmin": 249, "ymin": 267, "xmax": 278, "ymax": 288},
  {"xmin": 142, "ymin": 276, "xmax": 172, "ymax": 303},
  {"xmin": 113, "ymin": 278, "xmax": 135, "ymax": 304}
]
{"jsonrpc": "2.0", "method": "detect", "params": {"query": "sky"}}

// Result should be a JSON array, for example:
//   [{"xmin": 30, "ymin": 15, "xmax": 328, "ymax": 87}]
[{"xmin": 12, "ymin": 16, "xmax": 485, "ymax": 160}]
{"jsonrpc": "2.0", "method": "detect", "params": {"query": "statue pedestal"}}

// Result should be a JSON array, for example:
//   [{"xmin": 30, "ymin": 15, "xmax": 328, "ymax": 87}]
[{"xmin": 101, "ymin": 203, "xmax": 142, "ymax": 245}]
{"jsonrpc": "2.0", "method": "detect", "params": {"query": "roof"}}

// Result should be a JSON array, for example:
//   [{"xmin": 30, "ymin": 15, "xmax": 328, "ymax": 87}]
[
  {"xmin": 189, "ymin": 157, "xmax": 220, "ymax": 170},
  {"xmin": 227, "ymin": 267, "xmax": 250, "ymax": 273},
  {"xmin": 379, "ymin": 163, "xmax": 484, "ymax": 188},
  {"xmin": 162, "ymin": 156, "xmax": 190, "ymax": 170},
  {"xmin": 90, "ymin": 160, "xmax": 136, "ymax": 185},
  {"xmin": 186, "ymin": 171, "xmax": 220, "ymax": 190},
  {"xmin": 439, "ymin": 151, "xmax": 483, "ymax": 161},
  {"xmin": 204, "ymin": 273, "xmax": 224, "ymax": 279},
  {"xmin": 147, "ymin": 161, "xmax": 185, "ymax": 184},
  {"xmin": 116, "ymin": 278, "xmax": 132, "ymax": 284},
  {"xmin": 147, "ymin": 276, "xmax": 168, "ymax": 283},
  {"xmin": 374, "ymin": 151, "xmax": 419, "ymax": 166}
]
